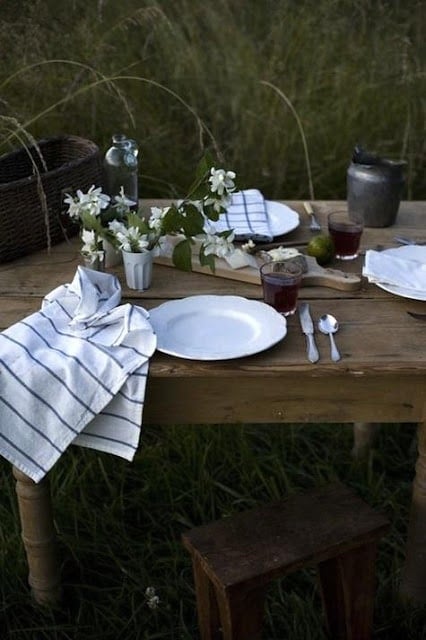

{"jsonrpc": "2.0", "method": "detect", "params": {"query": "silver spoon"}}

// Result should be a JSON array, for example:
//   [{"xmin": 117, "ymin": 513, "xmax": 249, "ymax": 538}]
[{"xmin": 318, "ymin": 314, "xmax": 341, "ymax": 362}]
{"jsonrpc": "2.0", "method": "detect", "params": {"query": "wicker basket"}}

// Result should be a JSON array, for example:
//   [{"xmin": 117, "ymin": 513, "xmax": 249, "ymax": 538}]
[{"xmin": 0, "ymin": 135, "xmax": 103, "ymax": 262}]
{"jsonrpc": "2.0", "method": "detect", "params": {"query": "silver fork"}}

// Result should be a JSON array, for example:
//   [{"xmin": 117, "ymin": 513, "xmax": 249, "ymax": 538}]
[
  {"xmin": 303, "ymin": 201, "xmax": 321, "ymax": 231},
  {"xmin": 394, "ymin": 236, "xmax": 426, "ymax": 246}
]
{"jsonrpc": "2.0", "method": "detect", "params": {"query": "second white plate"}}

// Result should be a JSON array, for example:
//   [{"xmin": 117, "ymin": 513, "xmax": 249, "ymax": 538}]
[
  {"xmin": 149, "ymin": 295, "xmax": 287, "ymax": 360},
  {"xmin": 266, "ymin": 200, "xmax": 300, "ymax": 237},
  {"xmin": 373, "ymin": 245, "xmax": 426, "ymax": 301}
]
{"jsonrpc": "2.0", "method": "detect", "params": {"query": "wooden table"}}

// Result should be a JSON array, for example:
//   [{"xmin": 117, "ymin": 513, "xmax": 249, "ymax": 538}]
[{"xmin": 1, "ymin": 200, "xmax": 425, "ymax": 606}]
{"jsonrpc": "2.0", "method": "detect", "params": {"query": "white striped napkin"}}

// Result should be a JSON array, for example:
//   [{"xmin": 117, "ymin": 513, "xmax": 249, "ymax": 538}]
[
  {"xmin": 210, "ymin": 189, "xmax": 273, "ymax": 242},
  {"xmin": 0, "ymin": 266, "xmax": 157, "ymax": 483}
]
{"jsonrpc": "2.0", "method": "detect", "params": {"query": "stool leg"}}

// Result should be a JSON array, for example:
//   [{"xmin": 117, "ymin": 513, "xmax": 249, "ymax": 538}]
[
  {"xmin": 318, "ymin": 542, "xmax": 378, "ymax": 640},
  {"xmin": 352, "ymin": 423, "xmax": 379, "ymax": 459},
  {"xmin": 400, "ymin": 420, "xmax": 426, "ymax": 603},
  {"xmin": 215, "ymin": 584, "xmax": 266, "ymax": 640},
  {"xmin": 192, "ymin": 555, "xmax": 222, "ymax": 640}
]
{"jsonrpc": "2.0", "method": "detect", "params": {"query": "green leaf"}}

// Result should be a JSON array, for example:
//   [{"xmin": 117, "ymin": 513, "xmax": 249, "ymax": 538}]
[
  {"xmin": 80, "ymin": 213, "xmax": 103, "ymax": 234},
  {"xmin": 199, "ymin": 247, "xmax": 215, "ymax": 272},
  {"xmin": 179, "ymin": 204, "xmax": 205, "ymax": 236},
  {"xmin": 161, "ymin": 205, "xmax": 183, "ymax": 234},
  {"xmin": 186, "ymin": 152, "xmax": 215, "ymax": 198},
  {"xmin": 126, "ymin": 211, "xmax": 149, "ymax": 234},
  {"xmin": 172, "ymin": 238, "xmax": 193, "ymax": 271},
  {"xmin": 100, "ymin": 206, "xmax": 122, "ymax": 226},
  {"xmin": 203, "ymin": 202, "xmax": 222, "ymax": 222},
  {"xmin": 195, "ymin": 152, "xmax": 214, "ymax": 181},
  {"xmin": 218, "ymin": 229, "xmax": 234, "ymax": 240}
]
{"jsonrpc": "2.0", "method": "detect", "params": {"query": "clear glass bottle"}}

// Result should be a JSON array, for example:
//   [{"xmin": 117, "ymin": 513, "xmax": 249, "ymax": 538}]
[{"xmin": 103, "ymin": 133, "xmax": 139, "ymax": 204}]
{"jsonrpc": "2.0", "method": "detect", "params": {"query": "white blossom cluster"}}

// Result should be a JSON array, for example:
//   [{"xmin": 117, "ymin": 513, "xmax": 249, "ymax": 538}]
[
  {"xmin": 64, "ymin": 185, "xmax": 111, "ymax": 219},
  {"xmin": 64, "ymin": 164, "xmax": 238, "ymax": 269}
]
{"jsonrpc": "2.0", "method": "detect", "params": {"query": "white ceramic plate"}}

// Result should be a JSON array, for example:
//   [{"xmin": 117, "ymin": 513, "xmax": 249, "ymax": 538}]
[
  {"xmin": 149, "ymin": 295, "xmax": 287, "ymax": 360},
  {"xmin": 374, "ymin": 246, "xmax": 426, "ymax": 301},
  {"xmin": 377, "ymin": 282, "xmax": 426, "ymax": 301},
  {"xmin": 202, "ymin": 200, "xmax": 299, "ymax": 240},
  {"xmin": 266, "ymin": 200, "xmax": 300, "ymax": 237}
]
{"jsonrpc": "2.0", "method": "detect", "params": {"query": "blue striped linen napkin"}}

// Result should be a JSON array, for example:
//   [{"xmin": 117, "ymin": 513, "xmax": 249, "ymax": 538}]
[
  {"xmin": 0, "ymin": 266, "xmax": 157, "ymax": 483},
  {"xmin": 211, "ymin": 189, "xmax": 273, "ymax": 242}
]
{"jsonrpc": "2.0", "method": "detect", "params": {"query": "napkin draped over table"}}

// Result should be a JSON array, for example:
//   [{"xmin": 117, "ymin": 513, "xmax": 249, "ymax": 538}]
[
  {"xmin": 363, "ymin": 246, "xmax": 426, "ymax": 292},
  {"xmin": 0, "ymin": 267, "xmax": 156, "ymax": 483},
  {"xmin": 211, "ymin": 189, "xmax": 273, "ymax": 242}
]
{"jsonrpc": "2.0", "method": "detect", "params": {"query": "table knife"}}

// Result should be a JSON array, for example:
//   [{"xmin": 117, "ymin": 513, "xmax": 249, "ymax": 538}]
[
  {"xmin": 298, "ymin": 302, "xmax": 319, "ymax": 363},
  {"xmin": 407, "ymin": 311, "xmax": 426, "ymax": 321}
]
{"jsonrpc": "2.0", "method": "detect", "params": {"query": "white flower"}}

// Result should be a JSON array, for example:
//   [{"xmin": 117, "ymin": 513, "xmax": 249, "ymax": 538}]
[
  {"xmin": 203, "ymin": 231, "xmax": 235, "ymax": 258},
  {"xmin": 113, "ymin": 186, "xmax": 136, "ymax": 209},
  {"xmin": 80, "ymin": 228, "xmax": 104, "ymax": 263},
  {"xmin": 116, "ymin": 226, "xmax": 150, "ymax": 253},
  {"xmin": 108, "ymin": 219, "xmax": 127, "ymax": 235},
  {"xmin": 63, "ymin": 193, "xmax": 82, "ymax": 219},
  {"xmin": 209, "ymin": 168, "xmax": 236, "ymax": 196},
  {"xmin": 81, "ymin": 228, "xmax": 97, "ymax": 253},
  {"xmin": 65, "ymin": 185, "xmax": 110, "ymax": 219},
  {"xmin": 148, "ymin": 206, "xmax": 169, "ymax": 232},
  {"xmin": 204, "ymin": 194, "xmax": 231, "ymax": 213},
  {"xmin": 113, "ymin": 186, "xmax": 137, "ymax": 216},
  {"xmin": 241, "ymin": 239, "xmax": 256, "ymax": 253},
  {"xmin": 145, "ymin": 586, "xmax": 160, "ymax": 610}
]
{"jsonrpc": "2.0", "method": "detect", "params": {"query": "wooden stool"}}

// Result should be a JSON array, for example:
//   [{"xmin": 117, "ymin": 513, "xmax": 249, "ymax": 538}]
[{"xmin": 182, "ymin": 482, "xmax": 389, "ymax": 640}]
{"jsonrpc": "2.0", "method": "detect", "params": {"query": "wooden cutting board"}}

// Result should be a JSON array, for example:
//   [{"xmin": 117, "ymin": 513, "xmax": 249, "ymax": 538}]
[{"xmin": 154, "ymin": 253, "xmax": 361, "ymax": 291}]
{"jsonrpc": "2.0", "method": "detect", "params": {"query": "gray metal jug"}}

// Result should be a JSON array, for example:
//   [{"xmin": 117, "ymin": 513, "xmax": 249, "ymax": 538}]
[{"xmin": 347, "ymin": 146, "xmax": 406, "ymax": 228}]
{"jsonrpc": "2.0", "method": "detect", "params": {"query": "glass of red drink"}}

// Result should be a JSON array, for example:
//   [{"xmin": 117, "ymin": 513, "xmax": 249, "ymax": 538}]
[
  {"xmin": 260, "ymin": 261, "xmax": 303, "ymax": 316},
  {"xmin": 328, "ymin": 211, "xmax": 363, "ymax": 260}
]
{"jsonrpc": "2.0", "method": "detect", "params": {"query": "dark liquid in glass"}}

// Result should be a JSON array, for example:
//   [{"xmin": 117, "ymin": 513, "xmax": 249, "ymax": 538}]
[
  {"xmin": 329, "ymin": 227, "xmax": 362, "ymax": 258},
  {"xmin": 261, "ymin": 273, "xmax": 300, "ymax": 315}
]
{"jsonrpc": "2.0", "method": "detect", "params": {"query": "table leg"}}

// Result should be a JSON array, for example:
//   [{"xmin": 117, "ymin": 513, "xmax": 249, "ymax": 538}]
[
  {"xmin": 400, "ymin": 420, "xmax": 426, "ymax": 603},
  {"xmin": 12, "ymin": 467, "xmax": 62, "ymax": 605},
  {"xmin": 352, "ymin": 422, "xmax": 379, "ymax": 459}
]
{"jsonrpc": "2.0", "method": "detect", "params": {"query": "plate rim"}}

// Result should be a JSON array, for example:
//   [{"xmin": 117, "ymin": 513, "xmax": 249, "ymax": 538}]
[
  {"xmin": 373, "ymin": 245, "xmax": 426, "ymax": 301},
  {"xmin": 376, "ymin": 281, "xmax": 426, "ymax": 301},
  {"xmin": 266, "ymin": 200, "xmax": 300, "ymax": 237},
  {"xmin": 149, "ymin": 294, "xmax": 287, "ymax": 360}
]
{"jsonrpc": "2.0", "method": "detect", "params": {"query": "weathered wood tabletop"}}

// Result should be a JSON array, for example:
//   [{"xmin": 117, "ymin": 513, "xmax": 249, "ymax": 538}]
[{"xmin": 1, "ymin": 200, "xmax": 425, "ymax": 605}]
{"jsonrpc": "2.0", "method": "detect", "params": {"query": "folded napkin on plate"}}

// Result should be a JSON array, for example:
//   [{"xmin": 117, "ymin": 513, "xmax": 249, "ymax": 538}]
[
  {"xmin": 363, "ymin": 246, "xmax": 426, "ymax": 291},
  {"xmin": 209, "ymin": 189, "xmax": 273, "ymax": 242},
  {"xmin": 0, "ymin": 266, "xmax": 157, "ymax": 483}
]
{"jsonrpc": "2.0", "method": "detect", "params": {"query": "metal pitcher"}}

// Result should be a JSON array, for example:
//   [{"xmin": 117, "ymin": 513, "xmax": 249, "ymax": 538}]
[{"xmin": 347, "ymin": 146, "xmax": 406, "ymax": 228}]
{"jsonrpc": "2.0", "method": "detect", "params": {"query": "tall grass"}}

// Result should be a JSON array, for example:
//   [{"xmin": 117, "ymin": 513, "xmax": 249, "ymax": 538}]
[
  {"xmin": 0, "ymin": 0, "xmax": 424, "ymax": 200},
  {"xmin": 1, "ymin": 422, "xmax": 426, "ymax": 639}
]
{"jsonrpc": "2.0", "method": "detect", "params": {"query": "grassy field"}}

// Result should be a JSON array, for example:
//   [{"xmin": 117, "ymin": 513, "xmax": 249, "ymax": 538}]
[
  {"xmin": 0, "ymin": 0, "xmax": 425, "ymax": 201},
  {"xmin": 1, "ymin": 1, "xmax": 425, "ymax": 638},
  {"xmin": 1, "ymin": 422, "xmax": 426, "ymax": 639}
]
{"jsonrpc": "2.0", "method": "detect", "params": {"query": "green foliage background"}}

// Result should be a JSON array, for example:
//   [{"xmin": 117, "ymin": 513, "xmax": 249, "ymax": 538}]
[{"xmin": 1, "ymin": 0, "xmax": 424, "ymax": 200}]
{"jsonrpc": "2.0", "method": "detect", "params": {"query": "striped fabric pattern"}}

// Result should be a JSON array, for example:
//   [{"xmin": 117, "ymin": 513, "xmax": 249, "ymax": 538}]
[
  {"xmin": 0, "ymin": 267, "xmax": 157, "ymax": 483},
  {"xmin": 212, "ymin": 189, "xmax": 273, "ymax": 242}
]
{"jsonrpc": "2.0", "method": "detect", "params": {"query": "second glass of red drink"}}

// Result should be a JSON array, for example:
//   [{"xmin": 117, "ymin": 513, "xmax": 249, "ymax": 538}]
[{"xmin": 260, "ymin": 261, "xmax": 303, "ymax": 316}]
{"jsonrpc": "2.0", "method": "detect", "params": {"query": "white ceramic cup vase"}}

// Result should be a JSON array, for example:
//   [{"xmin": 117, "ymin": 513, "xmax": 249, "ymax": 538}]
[
  {"xmin": 103, "ymin": 238, "xmax": 122, "ymax": 268},
  {"xmin": 122, "ymin": 250, "xmax": 153, "ymax": 290}
]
